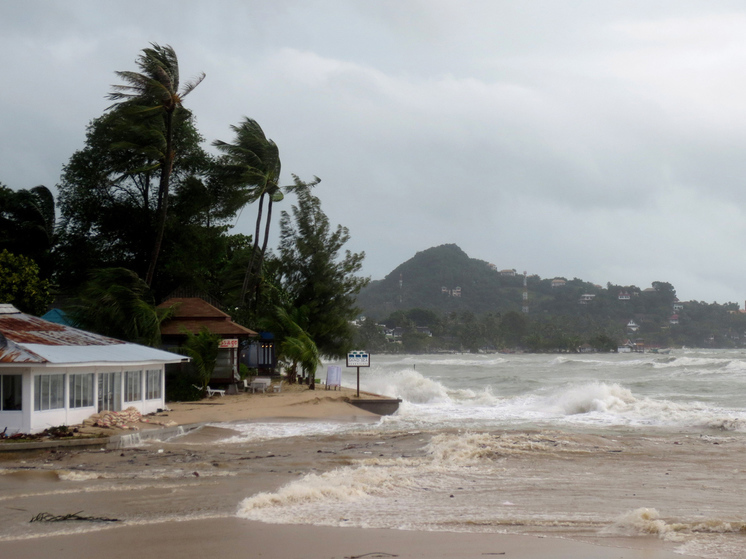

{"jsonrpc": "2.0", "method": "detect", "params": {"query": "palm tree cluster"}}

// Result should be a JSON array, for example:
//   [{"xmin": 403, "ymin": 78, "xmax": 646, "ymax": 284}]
[{"xmin": 2, "ymin": 43, "xmax": 368, "ymax": 392}]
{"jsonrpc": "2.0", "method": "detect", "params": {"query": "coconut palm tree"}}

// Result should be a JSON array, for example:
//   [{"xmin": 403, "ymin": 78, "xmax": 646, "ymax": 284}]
[
  {"xmin": 213, "ymin": 118, "xmax": 319, "ymax": 308},
  {"xmin": 180, "ymin": 327, "xmax": 221, "ymax": 393},
  {"xmin": 274, "ymin": 306, "xmax": 321, "ymax": 389},
  {"xmin": 67, "ymin": 268, "xmax": 172, "ymax": 347},
  {"xmin": 107, "ymin": 43, "xmax": 205, "ymax": 286}
]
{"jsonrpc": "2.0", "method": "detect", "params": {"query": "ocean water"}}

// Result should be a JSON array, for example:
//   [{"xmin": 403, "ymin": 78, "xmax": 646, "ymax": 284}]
[
  {"xmin": 4, "ymin": 349, "xmax": 746, "ymax": 558},
  {"xmin": 233, "ymin": 349, "xmax": 746, "ymax": 558}
]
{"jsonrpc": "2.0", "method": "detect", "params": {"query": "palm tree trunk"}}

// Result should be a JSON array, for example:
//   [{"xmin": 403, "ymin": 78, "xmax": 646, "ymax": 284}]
[
  {"xmin": 145, "ymin": 110, "xmax": 174, "ymax": 287},
  {"xmin": 251, "ymin": 197, "xmax": 275, "ymax": 312},
  {"xmin": 241, "ymin": 191, "xmax": 265, "ymax": 304}
]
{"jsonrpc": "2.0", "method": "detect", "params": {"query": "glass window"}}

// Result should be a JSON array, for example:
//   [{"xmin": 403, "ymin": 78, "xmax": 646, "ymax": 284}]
[
  {"xmin": 1, "ymin": 375, "xmax": 22, "ymax": 411},
  {"xmin": 34, "ymin": 374, "xmax": 65, "ymax": 411},
  {"xmin": 124, "ymin": 370, "xmax": 142, "ymax": 402},
  {"xmin": 69, "ymin": 373, "xmax": 94, "ymax": 408},
  {"xmin": 145, "ymin": 369, "xmax": 162, "ymax": 400},
  {"xmin": 98, "ymin": 372, "xmax": 121, "ymax": 412}
]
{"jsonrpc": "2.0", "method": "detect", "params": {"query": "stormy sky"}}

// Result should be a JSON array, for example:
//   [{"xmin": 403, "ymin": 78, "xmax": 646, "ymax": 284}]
[{"xmin": 3, "ymin": 1, "xmax": 746, "ymax": 304}]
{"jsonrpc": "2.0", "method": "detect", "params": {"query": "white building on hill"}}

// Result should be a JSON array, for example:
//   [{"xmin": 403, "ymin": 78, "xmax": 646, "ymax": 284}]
[{"xmin": 0, "ymin": 304, "xmax": 186, "ymax": 435}]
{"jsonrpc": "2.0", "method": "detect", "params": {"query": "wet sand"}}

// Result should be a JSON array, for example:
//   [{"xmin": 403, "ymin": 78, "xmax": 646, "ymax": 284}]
[{"xmin": 0, "ymin": 386, "xmax": 703, "ymax": 558}]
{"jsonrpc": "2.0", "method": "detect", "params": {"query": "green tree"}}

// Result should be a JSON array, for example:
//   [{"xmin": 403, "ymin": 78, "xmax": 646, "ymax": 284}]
[
  {"xmin": 107, "ymin": 43, "xmax": 205, "ymax": 286},
  {"xmin": 180, "ymin": 327, "xmax": 221, "ymax": 393},
  {"xmin": 278, "ymin": 183, "xmax": 368, "ymax": 358},
  {"xmin": 56, "ymin": 108, "xmax": 210, "ymax": 291},
  {"xmin": 67, "ymin": 268, "xmax": 170, "ymax": 346},
  {"xmin": 354, "ymin": 317, "xmax": 388, "ymax": 352},
  {"xmin": 0, "ymin": 184, "xmax": 56, "ymax": 278},
  {"xmin": 0, "ymin": 250, "xmax": 52, "ymax": 316},
  {"xmin": 274, "ymin": 306, "xmax": 321, "ymax": 389},
  {"xmin": 213, "ymin": 118, "xmax": 321, "ymax": 308}
]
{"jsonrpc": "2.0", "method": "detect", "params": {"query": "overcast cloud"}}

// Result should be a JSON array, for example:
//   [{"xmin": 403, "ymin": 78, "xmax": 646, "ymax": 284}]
[{"xmin": 2, "ymin": 1, "xmax": 746, "ymax": 304}]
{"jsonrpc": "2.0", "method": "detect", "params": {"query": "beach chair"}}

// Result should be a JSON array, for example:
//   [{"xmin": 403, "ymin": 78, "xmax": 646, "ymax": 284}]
[
  {"xmin": 192, "ymin": 384, "xmax": 225, "ymax": 397},
  {"xmin": 206, "ymin": 386, "xmax": 225, "ymax": 397},
  {"xmin": 272, "ymin": 381, "xmax": 284, "ymax": 393}
]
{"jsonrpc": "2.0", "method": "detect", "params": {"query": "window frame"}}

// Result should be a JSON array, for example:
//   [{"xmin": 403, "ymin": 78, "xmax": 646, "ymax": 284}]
[
  {"xmin": 124, "ymin": 370, "xmax": 142, "ymax": 403},
  {"xmin": 0, "ymin": 374, "xmax": 22, "ymax": 411},
  {"xmin": 34, "ymin": 373, "xmax": 65, "ymax": 411}
]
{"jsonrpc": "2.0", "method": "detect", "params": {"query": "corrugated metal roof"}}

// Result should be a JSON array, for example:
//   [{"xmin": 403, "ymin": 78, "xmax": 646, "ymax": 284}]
[
  {"xmin": 20, "ymin": 343, "xmax": 186, "ymax": 365},
  {"xmin": 0, "ymin": 305, "xmax": 186, "ymax": 365}
]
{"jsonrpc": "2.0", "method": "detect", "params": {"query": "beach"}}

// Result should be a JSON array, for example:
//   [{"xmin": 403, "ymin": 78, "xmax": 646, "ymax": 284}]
[{"xmin": 0, "ymin": 380, "xmax": 699, "ymax": 559}]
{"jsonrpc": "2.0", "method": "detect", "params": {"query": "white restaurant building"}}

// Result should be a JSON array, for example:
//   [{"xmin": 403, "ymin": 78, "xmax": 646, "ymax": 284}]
[{"xmin": 0, "ymin": 304, "xmax": 187, "ymax": 435}]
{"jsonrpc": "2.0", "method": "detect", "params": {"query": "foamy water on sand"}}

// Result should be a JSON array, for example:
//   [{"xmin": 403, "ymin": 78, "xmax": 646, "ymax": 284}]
[
  {"xmin": 231, "ymin": 350, "xmax": 746, "ymax": 558},
  {"xmin": 3, "ymin": 349, "xmax": 746, "ymax": 558}
]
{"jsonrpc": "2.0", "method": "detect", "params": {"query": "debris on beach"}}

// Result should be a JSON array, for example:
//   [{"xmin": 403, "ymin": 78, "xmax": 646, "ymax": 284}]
[
  {"xmin": 30, "ymin": 511, "xmax": 119, "ymax": 523},
  {"xmin": 83, "ymin": 407, "xmax": 177, "ymax": 430}
]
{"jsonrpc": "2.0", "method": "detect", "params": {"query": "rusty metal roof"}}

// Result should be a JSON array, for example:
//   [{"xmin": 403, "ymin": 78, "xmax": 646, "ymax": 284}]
[{"xmin": 0, "ymin": 305, "xmax": 185, "ymax": 365}]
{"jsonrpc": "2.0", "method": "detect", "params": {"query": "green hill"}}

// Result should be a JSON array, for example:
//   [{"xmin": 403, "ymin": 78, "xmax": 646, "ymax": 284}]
[{"xmin": 355, "ymin": 244, "xmax": 745, "ymax": 350}]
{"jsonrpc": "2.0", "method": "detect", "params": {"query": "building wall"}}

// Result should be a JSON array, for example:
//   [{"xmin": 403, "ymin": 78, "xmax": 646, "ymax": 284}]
[{"xmin": 1, "ymin": 364, "xmax": 166, "ymax": 435}]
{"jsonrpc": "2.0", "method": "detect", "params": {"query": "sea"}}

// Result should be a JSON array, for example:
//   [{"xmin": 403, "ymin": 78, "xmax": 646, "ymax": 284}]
[
  {"xmin": 4, "ymin": 348, "xmax": 746, "ymax": 558},
  {"xmin": 234, "ymin": 349, "xmax": 746, "ymax": 558}
]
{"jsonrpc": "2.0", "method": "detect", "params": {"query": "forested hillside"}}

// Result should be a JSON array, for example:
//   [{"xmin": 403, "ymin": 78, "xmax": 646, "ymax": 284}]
[{"xmin": 355, "ymin": 244, "xmax": 746, "ymax": 351}]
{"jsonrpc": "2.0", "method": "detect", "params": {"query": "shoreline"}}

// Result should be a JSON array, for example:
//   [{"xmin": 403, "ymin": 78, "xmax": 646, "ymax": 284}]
[
  {"xmin": 0, "ymin": 518, "xmax": 686, "ymax": 559},
  {"xmin": 0, "ymin": 384, "xmax": 694, "ymax": 559}
]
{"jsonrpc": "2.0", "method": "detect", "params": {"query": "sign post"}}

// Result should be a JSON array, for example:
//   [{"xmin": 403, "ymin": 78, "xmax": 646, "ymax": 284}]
[{"xmin": 346, "ymin": 350, "xmax": 370, "ymax": 397}]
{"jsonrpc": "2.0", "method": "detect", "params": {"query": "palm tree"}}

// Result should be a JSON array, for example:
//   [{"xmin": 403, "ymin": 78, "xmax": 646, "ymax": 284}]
[
  {"xmin": 213, "ymin": 118, "xmax": 320, "ymax": 308},
  {"xmin": 67, "ymin": 268, "xmax": 172, "ymax": 347},
  {"xmin": 274, "ymin": 306, "xmax": 321, "ymax": 389},
  {"xmin": 107, "ymin": 43, "xmax": 205, "ymax": 286},
  {"xmin": 180, "ymin": 327, "xmax": 221, "ymax": 393}
]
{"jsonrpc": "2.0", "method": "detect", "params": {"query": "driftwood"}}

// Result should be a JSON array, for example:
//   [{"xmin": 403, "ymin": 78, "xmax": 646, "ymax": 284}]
[{"xmin": 30, "ymin": 511, "xmax": 119, "ymax": 523}]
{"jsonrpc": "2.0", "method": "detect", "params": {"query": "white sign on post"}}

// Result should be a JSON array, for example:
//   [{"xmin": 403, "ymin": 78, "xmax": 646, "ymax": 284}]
[
  {"xmin": 346, "ymin": 351, "xmax": 370, "ymax": 367},
  {"xmin": 346, "ymin": 350, "xmax": 370, "ymax": 397}
]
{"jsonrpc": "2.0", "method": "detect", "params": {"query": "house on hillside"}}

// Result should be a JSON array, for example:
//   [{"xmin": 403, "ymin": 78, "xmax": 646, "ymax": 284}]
[
  {"xmin": 618, "ymin": 291, "xmax": 631, "ymax": 301},
  {"xmin": 157, "ymin": 298, "xmax": 258, "ymax": 383},
  {"xmin": 551, "ymin": 279, "xmax": 566, "ymax": 288},
  {"xmin": 579, "ymin": 294, "xmax": 596, "ymax": 304},
  {"xmin": 0, "ymin": 304, "xmax": 186, "ymax": 435},
  {"xmin": 500, "ymin": 269, "xmax": 516, "ymax": 276}
]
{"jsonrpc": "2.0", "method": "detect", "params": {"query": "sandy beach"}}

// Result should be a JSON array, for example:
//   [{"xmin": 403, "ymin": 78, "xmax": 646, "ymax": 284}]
[{"xmin": 0, "ymin": 385, "xmax": 697, "ymax": 559}]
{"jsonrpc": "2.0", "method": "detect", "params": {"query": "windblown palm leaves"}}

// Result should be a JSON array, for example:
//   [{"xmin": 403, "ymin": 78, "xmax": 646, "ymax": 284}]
[
  {"xmin": 68, "ymin": 268, "xmax": 171, "ymax": 347},
  {"xmin": 213, "ymin": 118, "xmax": 281, "ymax": 306},
  {"xmin": 274, "ymin": 306, "xmax": 321, "ymax": 389},
  {"xmin": 107, "ymin": 43, "xmax": 205, "ymax": 286},
  {"xmin": 213, "ymin": 118, "xmax": 320, "ymax": 307},
  {"xmin": 180, "ymin": 328, "xmax": 221, "ymax": 392}
]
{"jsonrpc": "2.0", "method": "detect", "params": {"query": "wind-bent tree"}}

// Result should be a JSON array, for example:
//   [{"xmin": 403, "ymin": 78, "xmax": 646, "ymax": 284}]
[
  {"xmin": 55, "ymin": 110, "xmax": 214, "ymax": 294},
  {"xmin": 274, "ymin": 306, "xmax": 321, "ymax": 388},
  {"xmin": 213, "ymin": 118, "xmax": 320, "ymax": 308},
  {"xmin": 107, "ymin": 43, "xmax": 205, "ymax": 286},
  {"xmin": 67, "ymin": 268, "xmax": 171, "ymax": 347}
]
